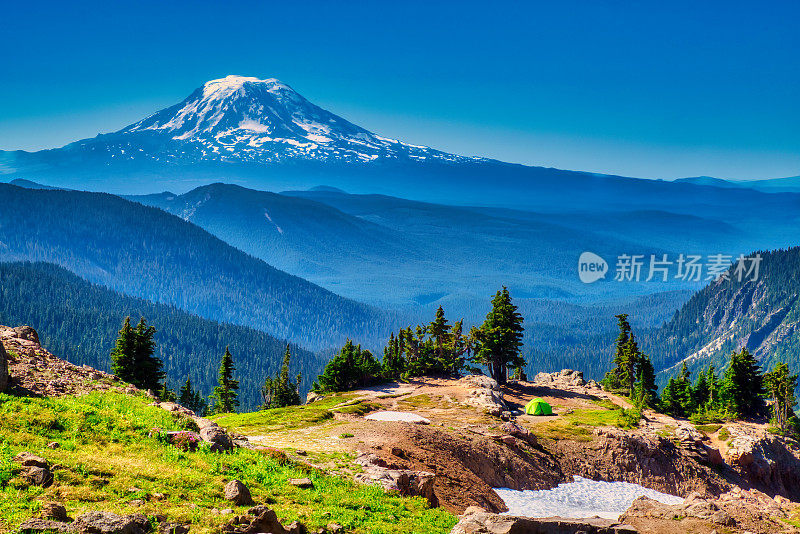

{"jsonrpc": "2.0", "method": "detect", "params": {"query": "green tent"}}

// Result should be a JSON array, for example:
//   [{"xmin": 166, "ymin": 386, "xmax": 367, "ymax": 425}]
[{"xmin": 525, "ymin": 397, "xmax": 553, "ymax": 416}]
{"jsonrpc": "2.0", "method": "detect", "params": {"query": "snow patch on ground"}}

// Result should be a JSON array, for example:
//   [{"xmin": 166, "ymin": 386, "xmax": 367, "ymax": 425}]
[
  {"xmin": 495, "ymin": 476, "xmax": 684, "ymax": 520},
  {"xmin": 364, "ymin": 411, "xmax": 431, "ymax": 424}
]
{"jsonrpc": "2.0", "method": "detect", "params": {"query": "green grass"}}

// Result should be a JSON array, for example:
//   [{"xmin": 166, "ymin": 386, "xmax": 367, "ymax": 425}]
[
  {"xmin": 589, "ymin": 398, "xmax": 619, "ymax": 410},
  {"xmin": 332, "ymin": 401, "xmax": 381, "ymax": 416},
  {"xmin": 528, "ymin": 407, "xmax": 641, "ymax": 442},
  {"xmin": 718, "ymin": 427, "xmax": 731, "ymax": 441},
  {"xmin": 211, "ymin": 396, "xmax": 356, "ymax": 434},
  {"xmin": 695, "ymin": 424, "xmax": 723, "ymax": 434},
  {"xmin": 0, "ymin": 392, "xmax": 456, "ymax": 534}
]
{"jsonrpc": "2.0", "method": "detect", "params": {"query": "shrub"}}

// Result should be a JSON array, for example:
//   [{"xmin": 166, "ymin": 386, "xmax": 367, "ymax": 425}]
[{"xmin": 171, "ymin": 431, "xmax": 200, "ymax": 452}]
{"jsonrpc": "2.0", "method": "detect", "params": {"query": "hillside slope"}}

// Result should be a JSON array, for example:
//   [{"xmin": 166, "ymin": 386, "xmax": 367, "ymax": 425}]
[
  {"xmin": 0, "ymin": 183, "xmax": 392, "ymax": 350},
  {"xmin": 129, "ymin": 183, "xmax": 679, "ymax": 311},
  {"xmin": 646, "ymin": 247, "xmax": 800, "ymax": 380},
  {"xmin": 0, "ymin": 261, "xmax": 324, "ymax": 410}
]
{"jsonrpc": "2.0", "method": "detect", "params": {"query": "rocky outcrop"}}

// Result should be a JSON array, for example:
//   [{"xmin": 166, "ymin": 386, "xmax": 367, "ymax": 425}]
[
  {"xmin": 0, "ymin": 325, "xmax": 122, "ymax": 397},
  {"xmin": 621, "ymin": 494, "xmax": 733, "ymax": 526},
  {"xmin": 221, "ymin": 505, "xmax": 306, "ymax": 534},
  {"xmin": 354, "ymin": 452, "xmax": 438, "ymax": 507},
  {"xmin": 73, "ymin": 512, "xmax": 150, "ymax": 534},
  {"xmin": 450, "ymin": 509, "xmax": 637, "ymax": 534},
  {"xmin": 725, "ymin": 424, "xmax": 800, "ymax": 501},
  {"xmin": 533, "ymin": 369, "xmax": 586, "ymax": 388},
  {"xmin": 552, "ymin": 427, "xmax": 730, "ymax": 498},
  {"xmin": 621, "ymin": 488, "xmax": 798, "ymax": 534},
  {"xmin": 14, "ymin": 452, "xmax": 54, "ymax": 488},
  {"xmin": 20, "ymin": 511, "xmax": 150, "ymax": 534},
  {"xmin": 460, "ymin": 375, "xmax": 507, "ymax": 416}
]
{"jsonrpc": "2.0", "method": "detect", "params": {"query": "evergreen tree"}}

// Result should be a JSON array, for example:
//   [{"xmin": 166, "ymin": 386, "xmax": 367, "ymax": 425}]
[
  {"xmin": 764, "ymin": 361, "xmax": 798, "ymax": 435},
  {"xmin": 602, "ymin": 314, "xmax": 631, "ymax": 391},
  {"xmin": 721, "ymin": 348, "xmax": 765, "ymax": 416},
  {"xmin": 705, "ymin": 365, "xmax": 720, "ymax": 408},
  {"xmin": 472, "ymin": 287, "xmax": 525, "ymax": 385},
  {"xmin": 109, "ymin": 316, "xmax": 164, "ymax": 392},
  {"xmin": 110, "ymin": 317, "xmax": 137, "ymax": 384},
  {"xmin": 132, "ymin": 317, "xmax": 164, "ymax": 392},
  {"xmin": 261, "ymin": 345, "xmax": 302, "ymax": 409},
  {"xmin": 602, "ymin": 314, "xmax": 656, "ymax": 404},
  {"xmin": 632, "ymin": 353, "xmax": 658, "ymax": 409},
  {"xmin": 158, "ymin": 380, "xmax": 177, "ymax": 402},
  {"xmin": 659, "ymin": 363, "xmax": 694, "ymax": 417},
  {"xmin": 314, "ymin": 339, "xmax": 381, "ymax": 392},
  {"xmin": 179, "ymin": 376, "xmax": 207, "ymax": 416},
  {"xmin": 209, "ymin": 346, "xmax": 239, "ymax": 414},
  {"xmin": 382, "ymin": 332, "xmax": 406, "ymax": 380}
]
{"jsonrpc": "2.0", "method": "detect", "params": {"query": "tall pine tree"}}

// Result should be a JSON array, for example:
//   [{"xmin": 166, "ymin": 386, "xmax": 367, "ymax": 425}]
[
  {"xmin": 109, "ymin": 316, "xmax": 164, "ymax": 392},
  {"xmin": 132, "ymin": 317, "xmax": 163, "ymax": 392},
  {"xmin": 179, "ymin": 376, "xmax": 207, "ymax": 416},
  {"xmin": 472, "ymin": 287, "xmax": 524, "ymax": 385},
  {"xmin": 764, "ymin": 361, "xmax": 798, "ymax": 435},
  {"xmin": 209, "ymin": 346, "xmax": 239, "ymax": 414},
  {"xmin": 110, "ymin": 317, "xmax": 137, "ymax": 384},
  {"xmin": 261, "ymin": 345, "xmax": 302, "ymax": 409},
  {"xmin": 721, "ymin": 348, "xmax": 765, "ymax": 416}
]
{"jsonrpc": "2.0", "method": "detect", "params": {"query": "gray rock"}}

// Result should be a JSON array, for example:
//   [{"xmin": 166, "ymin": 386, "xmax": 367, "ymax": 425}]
[
  {"xmin": 14, "ymin": 452, "xmax": 50, "ymax": 468},
  {"xmin": 224, "ymin": 479, "xmax": 254, "ymax": 506},
  {"xmin": 73, "ymin": 512, "xmax": 149, "ymax": 534},
  {"xmin": 306, "ymin": 391, "xmax": 324, "ymax": 404},
  {"xmin": 200, "ymin": 425, "xmax": 233, "ymax": 452},
  {"xmin": 24, "ymin": 466, "xmax": 54, "ymax": 487},
  {"xmin": 13, "ymin": 325, "xmax": 40, "ymax": 344},
  {"xmin": 41, "ymin": 502, "xmax": 69, "ymax": 522},
  {"xmin": 449, "ymin": 510, "xmax": 630, "ymax": 533},
  {"xmin": 221, "ymin": 506, "xmax": 305, "ymax": 534},
  {"xmin": 288, "ymin": 477, "xmax": 314, "ymax": 489},
  {"xmin": 160, "ymin": 523, "xmax": 190, "ymax": 534},
  {"xmin": 18, "ymin": 518, "xmax": 72, "ymax": 532}
]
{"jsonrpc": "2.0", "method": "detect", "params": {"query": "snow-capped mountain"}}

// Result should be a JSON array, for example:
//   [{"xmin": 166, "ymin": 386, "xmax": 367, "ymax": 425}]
[{"xmin": 66, "ymin": 75, "xmax": 477, "ymax": 166}]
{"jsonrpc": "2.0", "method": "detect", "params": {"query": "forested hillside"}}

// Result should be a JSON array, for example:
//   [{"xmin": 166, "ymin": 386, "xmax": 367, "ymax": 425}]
[
  {"xmin": 0, "ymin": 261, "xmax": 325, "ymax": 409},
  {"xmin": 0, "ymin": 183, "xmax": 394, "ymax": 350},
  {"xmin": 645, "ymin": 247, "xmax": 800, "ymax": 382}
]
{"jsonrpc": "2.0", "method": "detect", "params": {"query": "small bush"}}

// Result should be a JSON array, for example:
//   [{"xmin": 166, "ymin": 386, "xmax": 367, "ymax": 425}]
[
  {"xmin": 616, "ymin": 408, "xmax": 642, "ymax": 429},
  {"xmin": 718, "ymin": 427, "xmax": 730, "ymax": 441},
  {"xmin": 257, "ymin": 447, "xmax": 290, "ymax": 465},
  {"xmin": 339, "ymin": 433, "xmax": 354, "ymax": 439},
  {"xmin": 171, "ymin": 432, "xmax": 200, "ymax": 452}
]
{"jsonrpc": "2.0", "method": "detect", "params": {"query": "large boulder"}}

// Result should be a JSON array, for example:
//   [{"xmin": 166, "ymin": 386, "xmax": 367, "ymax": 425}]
[
  {"xmin": 0, "ymin": 340, "xmax": 7, "ymax": 393},
  {"xmin": 222, "ymin": 506, "xmax": 305, "ymax": 534},
  {"xmin": 200, "ymin": 424, "xmax": 233, "ymax": 453},
  {"xmin": 73, "ymin": 512, "xmax": 149, "ymax": 534},
  {"xmin": 223, "ymin": 479, "xmax": 254, "ymax": 506},
  {"xmin": 13, "ymin": 325, "xmax": 40, "ymax": 344},
  {"xmin": 354, "ymin": 453, "xmax": 438, "ymax": 507},
  {"xmin": 14, "ymin": 452, "xmax": 53, "ymax": 488},
  {"xmin": 460, "ymin": 375, "xmax": 507, "ymax": 416},
  {"xmin": 450, "ymin": 510, "xmax": 634, "ymax": 533},
  {"xmin": 533, "ymin": 369, "xmax": 586, "ymax": 388}
]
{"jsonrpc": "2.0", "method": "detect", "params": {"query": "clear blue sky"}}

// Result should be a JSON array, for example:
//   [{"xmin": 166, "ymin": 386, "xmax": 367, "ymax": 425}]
[{"xmin": 1, "ymin": 0, "xmax": 798, "ymax": 180}]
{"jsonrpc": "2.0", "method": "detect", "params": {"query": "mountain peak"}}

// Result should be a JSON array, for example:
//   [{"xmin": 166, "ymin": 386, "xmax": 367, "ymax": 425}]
[
  {"xmin": 201, "ymin": 75, "xmax": 293, "ymax": 99},
  {"xmin": 58, "ymin": 77, "xmax": 480, "ymax": 169}
]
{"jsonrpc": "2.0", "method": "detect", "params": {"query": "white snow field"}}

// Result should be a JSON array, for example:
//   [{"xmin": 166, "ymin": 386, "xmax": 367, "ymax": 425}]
[
  {"xmin": 495, "ymin": 476, "xmax": 684, "ymax": 520},
  {"xmin": 364, "ymin": 411, "xmax": 431, "ymax": 424}
]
